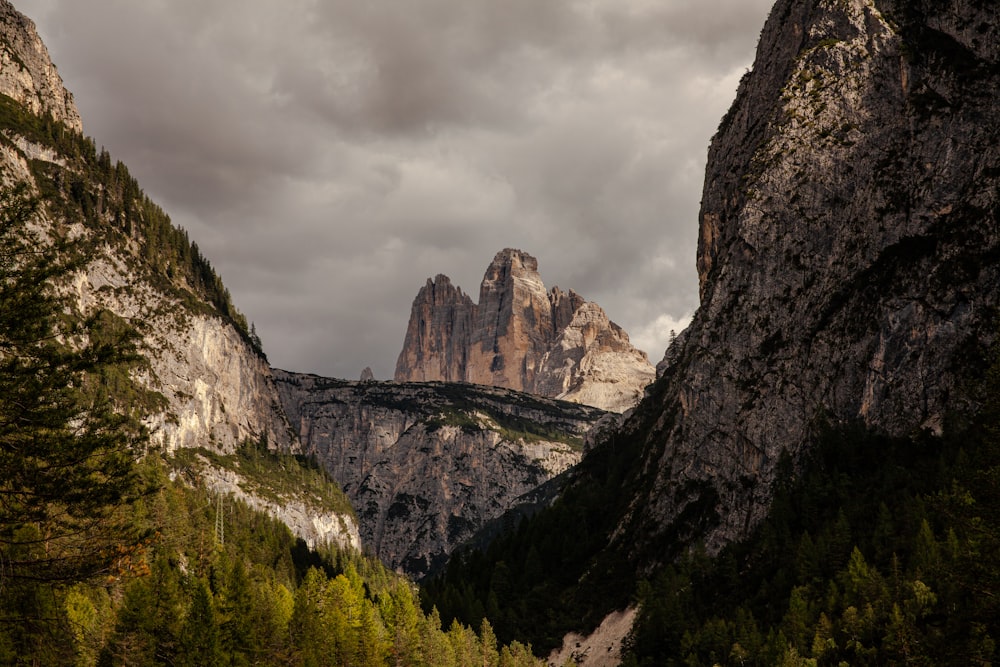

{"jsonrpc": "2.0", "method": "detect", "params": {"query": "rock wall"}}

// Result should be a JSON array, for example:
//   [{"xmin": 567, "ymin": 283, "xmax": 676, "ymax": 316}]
[
  {"xmin": 465, "ymin": 250, "xmax": 556, "ymax": 391},
  {"xmin": 394, "ymin": 275, "xmax": 474, "ymax": 383},
  {"xmin": 0, "ymin": 2, "xmax": 81, "ymax": 133},
  {"xmin": 0, "ymin": 0, "xmax": 294, "ymax": 456},
  {"xmin": 275, "ymin": 370, "xmax": 606, "ymax": 578},
  {"xmin": 70, "ymin": 251, "xmax": 295, "ymax": 454},
  {"xmin": 0, "ymin": 0, "xmax": 360, "ymax": 552},
  {"xmin": 622, "ymin": 0, "xmax": 1000, "ymax": 559},
  {"xmin": 396, "ymin": 249, "xmax": 654, "ymax": 413}
]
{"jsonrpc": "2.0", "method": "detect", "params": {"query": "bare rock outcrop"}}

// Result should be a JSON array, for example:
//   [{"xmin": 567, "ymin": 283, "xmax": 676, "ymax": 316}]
[
  {"xmin": 394, "ymin": 275, "xmax": 474, "ymax": 383},
  {"xmin": 178, "ymin": 457, "xmax": 362, "ymax": 552},
  {"xmin": 0, "ymin": 2, "xmax": 81, "ymax": 133},
  {"xmin": 619, "ymin": 0, "xmax": 1000, "ymax": 560},
  {"xmin": 396, "ymin": 249, "xmax": 654, "ymax": 412},
  {"xmin": 0, "ymin": 0, "xmax": 358, "ymax": 550},
  {"xmin": 274, "ymin": 370, "xmax": 606, "ymax": 578}
]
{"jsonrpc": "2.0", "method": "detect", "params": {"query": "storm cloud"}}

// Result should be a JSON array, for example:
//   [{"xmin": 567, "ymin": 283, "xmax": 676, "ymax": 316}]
[{"xmin": 18, "ymin": 0, "xmax": 774, "ymax": 379}]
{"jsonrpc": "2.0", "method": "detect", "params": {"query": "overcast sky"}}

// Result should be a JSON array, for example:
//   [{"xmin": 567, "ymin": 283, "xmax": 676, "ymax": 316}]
[{"xmin": 18, "ymin": 0, "xmax": 773, "ymax": 380}]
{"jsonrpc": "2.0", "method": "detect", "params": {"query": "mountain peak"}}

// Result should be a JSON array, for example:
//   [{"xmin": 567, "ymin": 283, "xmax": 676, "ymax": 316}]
[
  {"xmin": 0, "ymin": 1, "xmax": 82, "ymax": 133},
  {"xmin": 396, "ymin": 250, "xmax": 653, "ymax": 411},
  {"xmin": 487, "ymin": 247, "xmax": 538, "ymax": 274}
]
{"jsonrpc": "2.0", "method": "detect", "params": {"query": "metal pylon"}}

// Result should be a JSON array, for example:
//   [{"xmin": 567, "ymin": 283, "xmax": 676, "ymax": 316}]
[{"xmin": 215, "ymin": 493, "xmax": 225, "ymax": 546}]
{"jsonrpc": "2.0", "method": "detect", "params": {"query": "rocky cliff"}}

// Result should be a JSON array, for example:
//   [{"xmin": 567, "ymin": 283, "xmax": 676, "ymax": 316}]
[
  {"xmin": 421, "ymin": 0, "xmax": 1000, "ymax": 651},
  {"xmin": 0, "ymin": 2, "xmax": 80, "ymax": 133},
  {"xmin": 0, "ymin": 1, "xmax": 359, "ymax": 550},
  {"xmin": 395, "ymin": 249, "xmax": 655, "ymax": 413},
  {"xmin": 619, "ymin": 0, "xmax": 1000, "ymax": 560},
  {"xmin": 274, "ymin": 369, "xmax": 606, "ymax": 578},
  {"xmin": 67, "ymin": 254, "xmax": 294, "ymax": 455}
]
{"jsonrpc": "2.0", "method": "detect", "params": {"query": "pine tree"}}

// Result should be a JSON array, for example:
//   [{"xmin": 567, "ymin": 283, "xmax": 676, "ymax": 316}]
[
  {"xmin": 178, "ymin": 579, "xmax": 223, "ymax": 667},
  {"xmin": 0, "ymin": 183, "xmax": 149, "ymax": 646}
]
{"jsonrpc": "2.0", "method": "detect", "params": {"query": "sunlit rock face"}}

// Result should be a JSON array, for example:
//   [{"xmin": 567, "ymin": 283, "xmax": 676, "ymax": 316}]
[
  {"xmin": 0, "ymin": 3, "xmax": 81, "ymax": 133},
  {"xmin": 620, "ymin": 0, "xmax": 1000, "ymax": 560},
  {"xmin": 396, "ymin": 248, "xmax": 655, "ymax": 413},
  {"xmin": 274, "ymin": 370, "xmax": 606, "ymax": 578},
  {"xmin": 0, "ymin": 0, "xmax": 294, "ymax": 457},
  {"xmin": 0, "ymin": 0, "xmax": 337, "ymax": 546}
]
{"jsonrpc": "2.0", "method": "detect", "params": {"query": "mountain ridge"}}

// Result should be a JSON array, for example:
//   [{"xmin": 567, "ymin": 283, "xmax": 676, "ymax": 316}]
[
  {"xmin": 274, "ymin": 369, "xmax": 606, "ymax": 578},
  {"xmin": 423, "ymin": 0, "xmax": 1000, "ymax": 657},
  {"xmin": 0, "ymin": 0, "xmax": 361, "ymax": 551}
]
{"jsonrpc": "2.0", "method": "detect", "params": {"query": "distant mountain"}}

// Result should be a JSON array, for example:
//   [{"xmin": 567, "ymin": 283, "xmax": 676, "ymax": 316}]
[
  {"xmin": 395, "ymin": 248, "xmax": 655, "ymax": 413},
  {"xmin": 274, "ymin": 370, "xmax": 606, "ymax": 579}
]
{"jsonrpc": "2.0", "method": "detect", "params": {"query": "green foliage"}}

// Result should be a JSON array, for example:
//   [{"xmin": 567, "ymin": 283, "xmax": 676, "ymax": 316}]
[
  {"xmin": 0, "ymin": 94, "xmax": 90, "ymax": 160},
  {"xmin": 171, "ymin": 438, "xmax": 356, "ymax": 520},
  {"xmin": 0, "ymin": 184, "xmax": 153, "ymax": 661},
  {"xmin": 0, "ymin": 92, "xmax": 262, "ymax": 357},
  {"xmin": 426, "ymin": 333, "xmax": 1000, "ymax": 666},
  {"xmin": 79, "ymin": 461, "xmax": 545, "ymax": 666},
  {"xmin": 421, "ymin": 415, "xmax": 650, "ymax": 652},
  {"xmin": 619, "ymin": 406, "xmax": 1000, "ymax": 666}
]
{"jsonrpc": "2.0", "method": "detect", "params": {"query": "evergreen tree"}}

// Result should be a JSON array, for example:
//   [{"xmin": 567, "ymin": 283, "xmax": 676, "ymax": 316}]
[
  {"xmin": 178, "ymin": 579, "xmax": 223, "ymax": 667},
  {"xmin": 0, "ymin": 183, "xmax": 149, "ymax": 653}
]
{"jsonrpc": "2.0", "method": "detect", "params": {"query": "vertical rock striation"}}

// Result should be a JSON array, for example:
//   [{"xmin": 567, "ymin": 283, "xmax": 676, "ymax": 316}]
[
  {"xmin": 466, "ymin": 249, "xmax": 555, "ymax": 391},
  {"xmin": 618, "ymin": 0, "xmax": 1000, "ymax": 561},
  {"xmin": 394, "ymin": 275, "xmax": 474, "ymax": 383},
  {"xmin": 395, "ymin": 249, "xmax": 655, "ymax": 413},
  {"xmin": 274, "ymin": 370, "xmax": 606, "ymax": 578}
]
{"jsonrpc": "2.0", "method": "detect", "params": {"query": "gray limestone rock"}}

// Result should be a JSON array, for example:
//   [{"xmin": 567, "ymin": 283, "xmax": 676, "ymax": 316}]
[
  {"xmin": 0, "ymin": 1, "xmax": 82, "ymax": 133},
  {"xmin": 274, "ymin": 370, "xmax": 606, "ymax": 578},
  {"xmin": 625, "ymin": 0, "xmax": 1000, "ymax": 561}
]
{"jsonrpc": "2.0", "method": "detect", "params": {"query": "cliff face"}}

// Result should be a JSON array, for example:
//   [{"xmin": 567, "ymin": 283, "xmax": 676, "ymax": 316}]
[
  {"xmin": 0, "ymin": 2, "xmax": 292, "ymax": 457},
  {"xmin": 68, "ymin": 254, "xmax": 294, "ymax": 455},
  {"xmin": 396, "ymin": 249, "xmax": 655, "ymax": 413},
  {"xmin": 465, "ymin": 250, "xmax": 556, "ymax": 391},
  {"xmin": 623, "ymin": 0, "xmax": 1000, "ymax": 558},
  {"xmin": 274, "ymin": 370, "xmax": 606, "ymax": 578},
  {"xmin": 393, "ymin": 275, "xmax": 474, "ymax": 383},
  {"xmin": 0, "ymin": 1, "xmax": 359, "ymax": 550},
  {"xmin": 0, "ymin": 3, "xmax": 81, "ymax": 133}
]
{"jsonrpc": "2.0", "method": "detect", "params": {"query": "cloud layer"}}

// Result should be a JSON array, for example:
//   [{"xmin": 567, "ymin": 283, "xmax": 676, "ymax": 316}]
[{"xmin": 19, "ymin": 0, "xmax": 774, "ymax": 379}]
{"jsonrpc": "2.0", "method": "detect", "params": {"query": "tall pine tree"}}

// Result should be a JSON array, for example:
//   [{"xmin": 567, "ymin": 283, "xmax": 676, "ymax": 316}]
[{"xmin": 0, "ymin": 183, "xmax": 149, "ymax": 640}]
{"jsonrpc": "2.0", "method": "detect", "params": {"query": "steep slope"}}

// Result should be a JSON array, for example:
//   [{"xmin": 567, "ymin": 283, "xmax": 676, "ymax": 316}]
[
  {"xmin": 627, "ymin": 0, "xmax": 1000, "ymax": 559},
  {"xmin": 396, "ymin": 248, "xmax": 655, "ymax": 412},
  {"xmin": 0, "ymin": 1, "xmax": 358, "ymax": 550},
  {"xmin": 0, "ymin": 2, "xmax": 80, "ymax": 132},
  {"xmin": 274, "ymin": 370, "xmax": 606, "ymax": 578},
  {"xmin": 425, "ymin": 0, "xmax": 1000, "ymax": 653}
]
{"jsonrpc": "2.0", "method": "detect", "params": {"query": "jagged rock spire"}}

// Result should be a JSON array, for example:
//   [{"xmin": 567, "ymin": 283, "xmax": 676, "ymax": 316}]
[{"xmin": 395, "ymin": 249, "xmax": 654, "ymax": 412}]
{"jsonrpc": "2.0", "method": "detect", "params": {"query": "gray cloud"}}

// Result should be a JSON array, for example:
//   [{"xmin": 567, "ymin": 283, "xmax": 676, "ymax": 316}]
[{"xmin": 18, "ymin": 0, "xmax": 774, "ymax": 379}]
